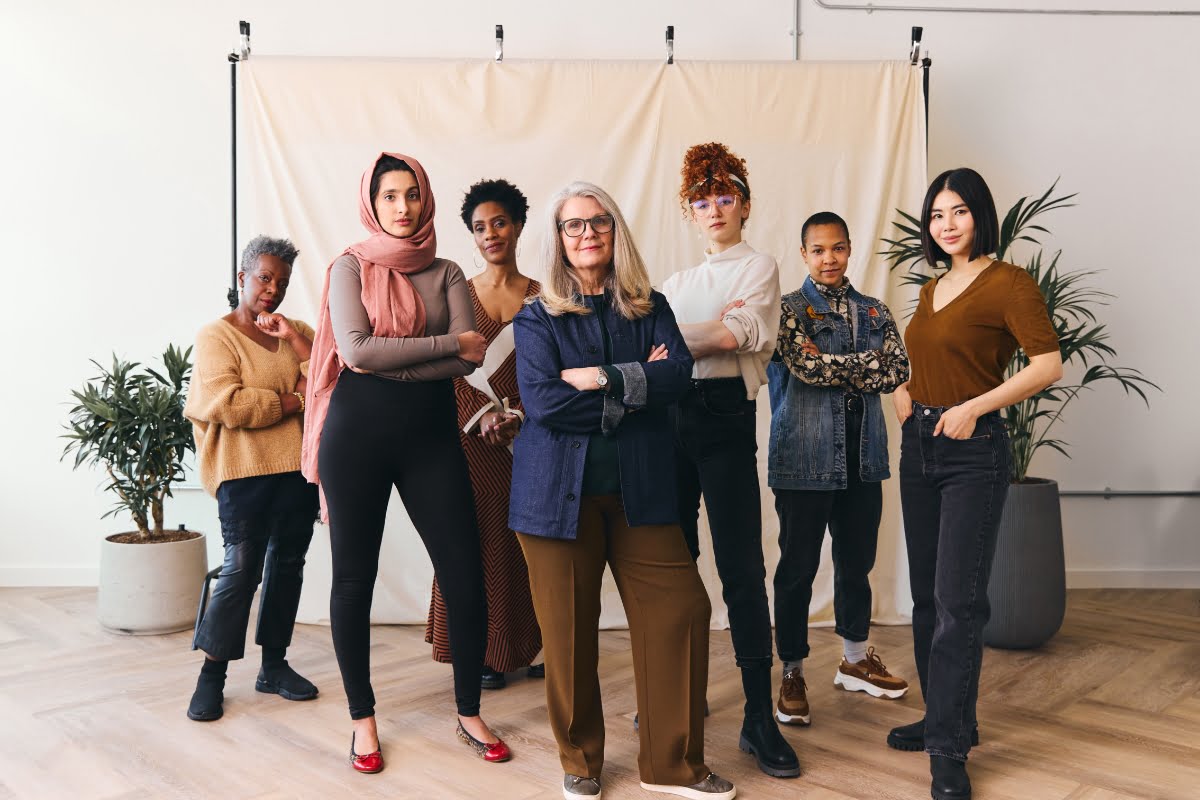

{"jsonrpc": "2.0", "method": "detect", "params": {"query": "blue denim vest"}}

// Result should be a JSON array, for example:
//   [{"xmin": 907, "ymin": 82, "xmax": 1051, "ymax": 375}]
[{"xmin": 767, "ymin": 276, "xmax": 891, "ymax": 490}]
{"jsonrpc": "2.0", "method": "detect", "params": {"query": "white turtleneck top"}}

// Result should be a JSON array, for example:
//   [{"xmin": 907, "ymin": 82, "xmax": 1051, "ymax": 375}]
[{"xmin": 661, "ymin": 240, "xmax": 781, "ymax": 399}]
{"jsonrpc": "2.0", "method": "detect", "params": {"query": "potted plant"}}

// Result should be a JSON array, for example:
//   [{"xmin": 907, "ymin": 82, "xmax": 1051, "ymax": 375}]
[
  {"xmin": 881, "ymin": 182, "xmax": 1158, "ymax": 648},
  {"xmin": 62, "ymin": 344, "xmax": 208, "ymax": 634}
]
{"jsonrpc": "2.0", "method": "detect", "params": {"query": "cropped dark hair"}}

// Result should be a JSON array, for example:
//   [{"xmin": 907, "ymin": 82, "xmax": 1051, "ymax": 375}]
[
  {"xmin": 369, "ymin": 155, "xmax": 414, "ymax": 205},
  {"xmin": 460, "ymin": 178, "xmax": 530, "ymax": 230},
  {"xmin": 920, "ymin": 167, "xmax": 999, "ymax": 267},
  {"xmin": 801, "ymin": 212, "xmax": 851, "ymax": 247},
  {"xmin": 241, "ymin": 235, "xmax": 299, "ymax": 274}
]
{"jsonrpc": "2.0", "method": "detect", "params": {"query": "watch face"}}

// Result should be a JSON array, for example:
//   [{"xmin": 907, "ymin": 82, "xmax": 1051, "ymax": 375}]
[{"xmin": 597, "ymin": 368, "xmax": 608, "ymax": 386}]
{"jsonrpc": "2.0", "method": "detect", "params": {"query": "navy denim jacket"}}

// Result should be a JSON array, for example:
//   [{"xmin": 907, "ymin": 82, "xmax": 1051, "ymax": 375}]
[
  {"xmin": 767, "ymin": 277, "xmax": 894, "ymax": 490},
  {"xmin": 509, "ymin": 290, "xmax": 693, "ymax": 539}
]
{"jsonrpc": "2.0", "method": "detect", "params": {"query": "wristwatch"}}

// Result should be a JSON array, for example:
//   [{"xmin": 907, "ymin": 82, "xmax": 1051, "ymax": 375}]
[{"xmin": 595, "ymin": 367, "xmax": 609, "ymax": 389}]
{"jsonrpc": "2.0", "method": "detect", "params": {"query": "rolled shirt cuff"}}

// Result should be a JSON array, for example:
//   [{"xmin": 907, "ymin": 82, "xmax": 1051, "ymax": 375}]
[{"xmin": 611, "ymin": 361, "xmax": 647, "ymax": 409}]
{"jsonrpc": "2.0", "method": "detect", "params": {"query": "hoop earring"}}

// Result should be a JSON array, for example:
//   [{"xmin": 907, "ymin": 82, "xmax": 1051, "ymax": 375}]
[
  {"xmin": 472, "ymin": 250, "xmax": 484, "ymax": 271},
  {"xmin": 516, "ymin": 241, "xmax": 522, "ymax": 259}
]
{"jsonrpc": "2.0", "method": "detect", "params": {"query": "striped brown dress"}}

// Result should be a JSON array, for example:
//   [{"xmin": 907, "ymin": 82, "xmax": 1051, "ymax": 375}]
[{"xmin": 425, "ymin": 279, "xmax": 542, "ymax": 671}]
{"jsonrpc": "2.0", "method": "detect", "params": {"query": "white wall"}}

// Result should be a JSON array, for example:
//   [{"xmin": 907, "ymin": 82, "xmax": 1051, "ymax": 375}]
[{"xmin": 2, "ymin": 0, "xmax": 1197, "ymax": 587}]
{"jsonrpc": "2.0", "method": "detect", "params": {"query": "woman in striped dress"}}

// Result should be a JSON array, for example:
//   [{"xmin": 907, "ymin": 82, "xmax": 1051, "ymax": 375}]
[{"xmin": 426, "ymin": 179, "xmax": 543, "ymax": 689}]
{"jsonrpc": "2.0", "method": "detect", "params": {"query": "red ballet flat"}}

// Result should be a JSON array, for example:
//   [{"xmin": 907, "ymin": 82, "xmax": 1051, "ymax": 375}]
[
  {"xmin": 456, "ymin": 721, "xmax": 512, "ymax": 763},
  {"xmin": 349, "ymin": 731, "xmax": 384, "ymax": 774}
]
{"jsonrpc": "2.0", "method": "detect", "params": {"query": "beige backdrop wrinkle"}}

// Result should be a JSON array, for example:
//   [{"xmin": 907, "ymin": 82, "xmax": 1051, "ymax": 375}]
[{"xmin": 239, "ymin": 57, "xmax": 926, "ymax": 631}]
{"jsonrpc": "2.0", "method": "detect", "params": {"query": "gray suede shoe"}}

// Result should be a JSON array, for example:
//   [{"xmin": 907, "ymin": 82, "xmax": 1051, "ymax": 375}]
[
  {"xmin": 563, "ymin": 774, "xmax": 602, "ymax": 799},
  {"xmin": 640, "ymin": 772, "xmax": 736, "ymax": 800}
]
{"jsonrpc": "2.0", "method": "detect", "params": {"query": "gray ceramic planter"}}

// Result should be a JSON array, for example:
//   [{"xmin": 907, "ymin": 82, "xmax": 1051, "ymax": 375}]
[
  {"xmin": 983, "ymin": 478, "xmax": 1066, "ymax": 649},
  {"xmin": 98, "ymin": 532, "xmax": 208, "ymax": 635}
]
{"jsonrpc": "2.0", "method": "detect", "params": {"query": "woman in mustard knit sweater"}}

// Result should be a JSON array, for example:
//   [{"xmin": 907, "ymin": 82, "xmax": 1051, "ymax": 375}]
[{"xmin": 183, "ymin": 235, "xmax": 320, "ymax": 722}]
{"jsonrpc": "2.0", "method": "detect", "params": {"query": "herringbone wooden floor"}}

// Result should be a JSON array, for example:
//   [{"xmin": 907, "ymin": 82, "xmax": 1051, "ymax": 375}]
[{"xmin": 0, "ymin": 588, "xmax": 1196, "ymax": 799}]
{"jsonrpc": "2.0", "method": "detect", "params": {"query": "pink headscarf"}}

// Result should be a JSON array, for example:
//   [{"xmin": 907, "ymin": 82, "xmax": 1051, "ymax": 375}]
[{"xmin": 301, "ymin": 152, "xmax": 438, "ymax": 496}]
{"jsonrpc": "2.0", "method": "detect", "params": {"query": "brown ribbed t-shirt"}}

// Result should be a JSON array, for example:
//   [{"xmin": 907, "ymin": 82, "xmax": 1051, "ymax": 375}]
[{"xmin": 904, "ymin": 261, "xmax": 1058, "ymax": 407}]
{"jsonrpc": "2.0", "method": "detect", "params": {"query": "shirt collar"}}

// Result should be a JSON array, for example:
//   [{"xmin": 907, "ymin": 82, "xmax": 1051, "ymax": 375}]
[{"xmin": 814, "ymin": 278, "xmax": 852, "ymax": 300}]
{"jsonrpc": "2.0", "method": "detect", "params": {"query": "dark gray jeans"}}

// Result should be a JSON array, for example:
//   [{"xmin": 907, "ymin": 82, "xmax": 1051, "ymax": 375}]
[{"xmin": 900, "ymin": 402, "xmax": 1010, "ymax": 762}]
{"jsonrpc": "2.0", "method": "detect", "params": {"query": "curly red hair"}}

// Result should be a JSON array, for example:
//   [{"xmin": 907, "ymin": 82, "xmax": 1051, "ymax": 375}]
[{"xmin": 679, "ymin": 142, "xmax": 750, "ymax": 214}]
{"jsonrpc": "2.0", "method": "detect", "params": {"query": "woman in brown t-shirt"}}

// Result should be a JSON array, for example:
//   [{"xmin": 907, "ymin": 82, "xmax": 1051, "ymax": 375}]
[{"xmin": 887, "ymin": 168, "xmax": 1062, "ymax": 799}]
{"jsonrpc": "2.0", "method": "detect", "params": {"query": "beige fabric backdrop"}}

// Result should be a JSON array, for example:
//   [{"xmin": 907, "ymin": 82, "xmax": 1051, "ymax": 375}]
[{"xmin": 238, "ymin": 57, "xmax": 927, "ymax": 630}]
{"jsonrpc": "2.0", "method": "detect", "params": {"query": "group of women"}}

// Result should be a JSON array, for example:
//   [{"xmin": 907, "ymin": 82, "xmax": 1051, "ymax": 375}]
[{"xmin": 183, "ymin": 143, "xmax": 1061, "ymax": 800}]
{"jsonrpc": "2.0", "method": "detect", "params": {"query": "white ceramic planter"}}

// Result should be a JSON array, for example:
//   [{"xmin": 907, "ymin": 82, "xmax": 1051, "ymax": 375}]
[{"xmin": 98, "ymin": 531, "xmax": 208, "ymax": 635}]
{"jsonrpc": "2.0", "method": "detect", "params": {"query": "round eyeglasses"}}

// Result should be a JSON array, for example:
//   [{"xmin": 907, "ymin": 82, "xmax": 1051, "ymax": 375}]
[
  {"xmin": 558, "ymin": 214, "xmax": 615, "ymax": 237},
  {"xmin": 690, "ymin": 195, "xmax": 739, "ymax": 215}
]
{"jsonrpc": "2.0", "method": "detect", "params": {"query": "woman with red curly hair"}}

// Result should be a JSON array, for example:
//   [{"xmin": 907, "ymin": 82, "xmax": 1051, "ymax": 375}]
[{"xmin": 662, "ymin": 143, "xmax": 799, "ymax": 779}]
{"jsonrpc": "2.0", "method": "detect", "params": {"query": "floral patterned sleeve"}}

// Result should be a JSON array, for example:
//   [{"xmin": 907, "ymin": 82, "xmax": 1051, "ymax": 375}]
[{"xmin": 775, "ymin": 303, "xmax": 910, "ymax": 394}]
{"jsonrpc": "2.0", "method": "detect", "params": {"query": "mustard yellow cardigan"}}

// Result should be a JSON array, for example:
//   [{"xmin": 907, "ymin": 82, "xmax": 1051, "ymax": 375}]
[{"xmin": 184, "ymin": 318, "xmax": 313, "ymax": 496}]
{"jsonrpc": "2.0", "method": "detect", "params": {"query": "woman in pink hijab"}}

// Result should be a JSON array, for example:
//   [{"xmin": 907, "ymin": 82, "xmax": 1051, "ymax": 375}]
[{"xmin": 303, "ymin": 153, "xmax": 510, "ymax": 772}]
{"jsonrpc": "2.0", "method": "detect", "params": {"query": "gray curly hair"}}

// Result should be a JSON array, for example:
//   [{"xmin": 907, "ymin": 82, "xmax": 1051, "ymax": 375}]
[{"xmin": 240, "ymin": 235, "xmax": 300, "ymax": 274}]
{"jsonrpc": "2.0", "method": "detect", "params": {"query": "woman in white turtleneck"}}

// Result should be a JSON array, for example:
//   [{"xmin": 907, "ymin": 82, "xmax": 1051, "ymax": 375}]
[{"xmin": 661, "ymin": 142, "xmax": 798, "ymax": 780}]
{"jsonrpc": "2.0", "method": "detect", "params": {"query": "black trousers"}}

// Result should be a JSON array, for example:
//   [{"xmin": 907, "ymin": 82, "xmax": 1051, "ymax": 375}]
[
  {"xmin": 319, "ymin": 371, "xmax": 486, "ymax": 720},
  {"xmin": 670, "ymin": 378, "xmax": 773, "ymax": 669},
  {"xmin": 772, "ymin": 404, "xmax": 882, "ymax": 662},
  {"xmin": 900, "ymin": 402, "xmax": 1010, "ymax": 762},
  {"xmin": 193, "ymin": 472, "xmax": 317, "ymax": 661}
]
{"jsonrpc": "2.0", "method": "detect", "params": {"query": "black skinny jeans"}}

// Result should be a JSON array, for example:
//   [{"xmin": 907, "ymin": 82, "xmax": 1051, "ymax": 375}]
[
  {"xmin": 319, "ymin": 371, "xmax": 486, "ymax": 720},
  {"xmin": 900, "ymin": 402, "xmax": 1010, "ymax": 762},
  {"xmin": 670, "ymin": 377, "xmax": 773, "ymax": 670},
  {"xmin": 772, "ymin": 403, "xmax": 883, "ymax": 662}
]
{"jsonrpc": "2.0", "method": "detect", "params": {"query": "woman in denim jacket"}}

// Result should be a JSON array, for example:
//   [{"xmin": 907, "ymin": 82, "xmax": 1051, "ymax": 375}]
[
  {"xmin": 766, "ymin": 213, "xmax": 910, "ymax": 732},
  {"xmin": 511, "ymin": 181, "xmax": 736, "ymax": 800}
]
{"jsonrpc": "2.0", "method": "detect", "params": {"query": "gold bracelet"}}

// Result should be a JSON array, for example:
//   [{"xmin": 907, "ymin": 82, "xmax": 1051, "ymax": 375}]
[{"xmin": 292, "ymin": 391, "xmax": 305, "ymax": 413}]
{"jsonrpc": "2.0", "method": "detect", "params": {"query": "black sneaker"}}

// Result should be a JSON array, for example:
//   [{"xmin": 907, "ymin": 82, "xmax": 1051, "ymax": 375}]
[
  {"xmin": 187, "ymin": 673, "xmax": 225, "ymax": 721},
  {"xmin": 527, "ymin": 663, "xmax": 546, "ymax": 679},
  {"xmin": 481, "ymin": 666, "xmax": 507, "ymax": 690},
  {"xmin": 256, "ymin": 661, "xmax": 318, "ymax": 701}
]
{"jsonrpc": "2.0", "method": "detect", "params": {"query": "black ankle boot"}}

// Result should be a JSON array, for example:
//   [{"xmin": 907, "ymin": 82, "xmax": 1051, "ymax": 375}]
[
  {"xmin": 187, "ymin": 660, "xmax": 227, "ymax": 721},
  {"xmin": 737, "ymin": 665, "xmax": 801, "ymax": 778},
  {"xmin": 930, "ymin": 755, "xmax": 971, "ymax": 800},
  {"xmin": 887, "ymin": 718, "xmax": 980, "ymax": 752}
]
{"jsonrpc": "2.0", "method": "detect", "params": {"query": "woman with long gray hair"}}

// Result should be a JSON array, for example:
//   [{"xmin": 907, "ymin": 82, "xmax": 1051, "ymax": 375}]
[{"xmin": 511, "ymin": 181, "xmax": 736, "ymax": 799}]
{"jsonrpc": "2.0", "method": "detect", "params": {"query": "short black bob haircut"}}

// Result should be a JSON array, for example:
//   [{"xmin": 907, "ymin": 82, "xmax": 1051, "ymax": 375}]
[
  {"xmin": 369, "ymin": 155, "xmax": 415, "ymax": 206},
  {"xmin": 920, "ymin": 167, "xmax": 999, "ymax": 268},
  {"xmin": 460, "ymin": 178, "xmax": 530, "ymax": 231},
  {"xmin": 801, "ymin": 211, "xmax": 851, "ymax": 248}
]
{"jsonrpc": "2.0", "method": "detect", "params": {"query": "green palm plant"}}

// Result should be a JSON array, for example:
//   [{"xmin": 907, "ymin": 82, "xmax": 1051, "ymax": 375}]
[
  {"xmin": 879, "ymin": 181, "xmax": 1158, "ymax": 482},
  {"xmin": 61, "ymin": 345, "xmax": 195, "ymax": 538}
]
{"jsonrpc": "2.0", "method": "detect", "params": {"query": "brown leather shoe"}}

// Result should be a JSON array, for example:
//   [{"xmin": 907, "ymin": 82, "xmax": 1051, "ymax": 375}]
[
  {"xmin": 775, "ymin": 667, "xmax": 810, "ymax": 726},
  {"xmin": 834, "ymin": 647, "xmax": 909, "ymax": 699}
]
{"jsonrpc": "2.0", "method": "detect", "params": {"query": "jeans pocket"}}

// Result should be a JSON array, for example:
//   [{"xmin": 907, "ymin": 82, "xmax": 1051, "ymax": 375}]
[{"xmin": 700, "ymin": 387, "xmax": 750, "ymax": 417}]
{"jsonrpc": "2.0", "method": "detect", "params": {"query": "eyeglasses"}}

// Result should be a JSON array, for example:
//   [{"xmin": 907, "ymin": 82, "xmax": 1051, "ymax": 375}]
[
  {"xmin": 558, "ymin": 214, "xmax": 615, "ymax": 237},
  {"xmin": 690, "ymin": 195, "xmax": 738, "ymax": 214}
]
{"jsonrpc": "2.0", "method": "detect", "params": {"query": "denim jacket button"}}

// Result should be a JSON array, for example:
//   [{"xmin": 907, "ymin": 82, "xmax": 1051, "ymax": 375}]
[
  {"xmin": 566, "ymin": 493, "xmax": 576, "ymax": 502},
  {"xmin": 572, "ymin": 441, "xmax": 581, "ymax": 449},
  {"xmin": 587, "ymin": 345, "xmax": 599, "ymax": 354},
  {"xmin": 923, "ymin": 408, "xmax": 931, "ymax": 416}
]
